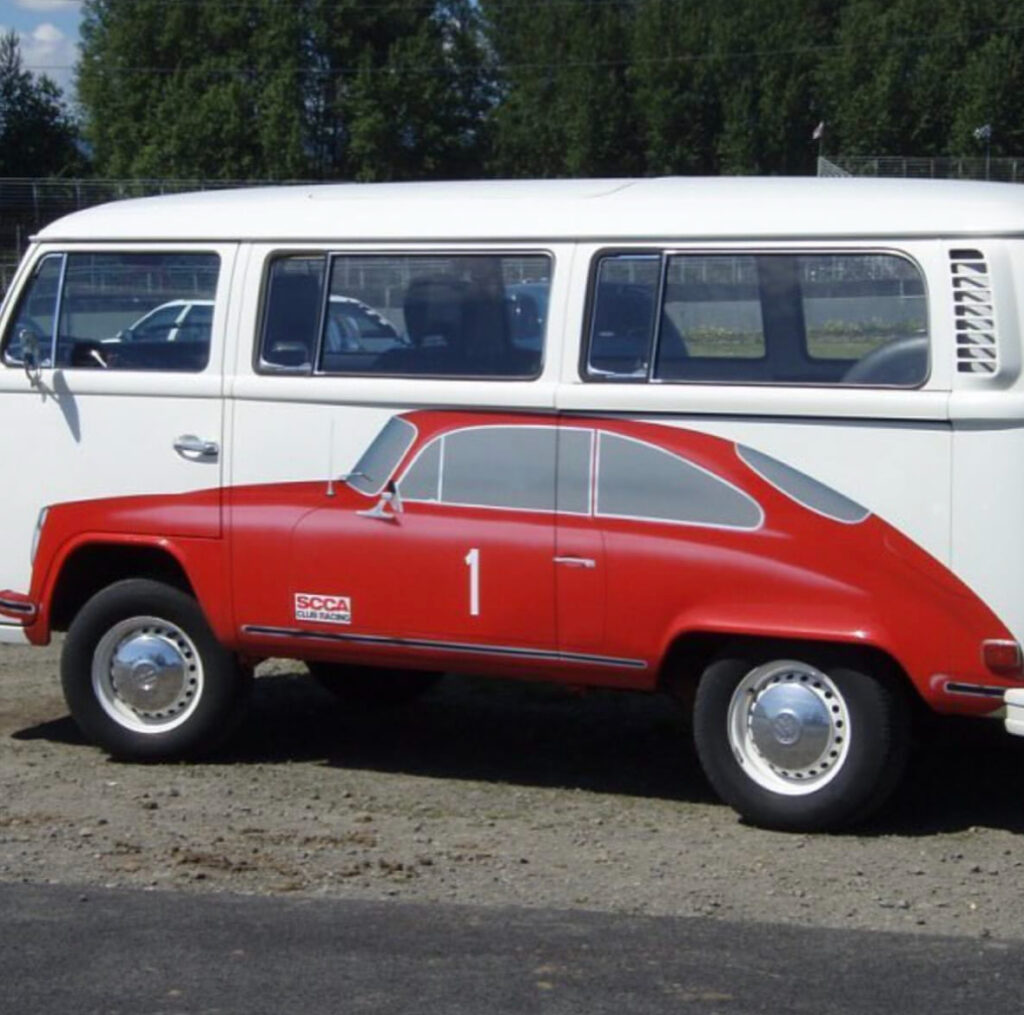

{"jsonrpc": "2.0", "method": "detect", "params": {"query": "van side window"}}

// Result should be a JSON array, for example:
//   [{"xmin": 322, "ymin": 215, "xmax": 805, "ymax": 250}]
[
  {"xmin": 3, "ymin": 252, "xmax": 220, "ymax": 372},
  {"xmin": 321, "ymin": 254, "xmax": 549, "ymax": 378},
  {"xmin": 1, "ymin": 253, "xmax": 63, "ymax": 366},
  {"xmin": 656, "ymin": 255, "xmax": 766, "ymax": 373},
  {"xmin": 260, "ymin": 255, "xmax": 326, "ymax": 370},
  {"xmin": 585, "ymin": 251, "xmax": 928, "ymax": 387},
  {"xmin": 586, "ymin": 254, "xmax": 660, "ymax": 378}
]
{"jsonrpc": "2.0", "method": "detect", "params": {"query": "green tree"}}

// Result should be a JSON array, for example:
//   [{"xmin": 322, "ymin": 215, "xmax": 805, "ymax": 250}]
[
  {"xmin": 713, "ymin": 0, "xmax": 837, "ymax": 175},
  {"xmin": 78, "ymin": 0, "xmax": 308, "ymax": 179},
  {"xmin": 482, "ymin": 0, "xmax": 642, "ymax": 177},
  {"xmin": 949, "ymin": 6, "xmax": 1024, "ymax": 158},
  {"xmin": 0, "ymin": 30, "xmax": 81, "ymax": 177},
  {"xmin": 317, "ymin": 0, "xmax": 491, "ymax": 181},
  {"xmin": 818, "ymin": 0, "xmax": 974, "ymax": 157},
  {"xmin": 630, "ymin": 0, "xmax": 721, "ymax": 175},
  {"xmin": 78, "ymin": 0, "xmax": 490, "ymax": 181}
]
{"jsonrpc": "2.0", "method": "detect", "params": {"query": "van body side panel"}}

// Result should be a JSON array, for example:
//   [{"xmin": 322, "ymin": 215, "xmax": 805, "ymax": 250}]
[
  {"xmin": 951, "ymin": 424, "xmax": 1024, "ymax": 647},
  {"xmin": 948, "ymin": 239, "xmax": 1024, "ymax": 649}
]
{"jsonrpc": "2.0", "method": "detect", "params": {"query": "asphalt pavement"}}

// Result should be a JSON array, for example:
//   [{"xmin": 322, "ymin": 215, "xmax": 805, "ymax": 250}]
[{"xmin": 0, "ymin": 882, "xmax": 1020, "ymax": 1014}]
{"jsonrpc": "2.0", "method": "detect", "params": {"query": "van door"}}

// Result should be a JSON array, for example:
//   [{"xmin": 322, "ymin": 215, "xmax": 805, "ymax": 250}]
[{"xmin": 0, "ymin": 244, "xmax": 236, "ymax": 638}]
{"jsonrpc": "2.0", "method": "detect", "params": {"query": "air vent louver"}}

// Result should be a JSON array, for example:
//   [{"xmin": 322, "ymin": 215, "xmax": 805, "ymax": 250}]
[{"xmin": 950, "ymin": 249, "xmax": 998, "ymax": 374}]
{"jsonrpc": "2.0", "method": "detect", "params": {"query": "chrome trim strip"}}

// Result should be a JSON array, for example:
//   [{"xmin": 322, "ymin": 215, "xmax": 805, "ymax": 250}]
[
  {"xmin": 0, "ymin": 598, "xmax": 36, "ymax": 617},
  {"xmin": 242, "ymin": 625, "xmax": 647, "ymax": 670},
  {"xmin": 944, "ymin": 681, "xmax": 1008, "ymax": 699}
]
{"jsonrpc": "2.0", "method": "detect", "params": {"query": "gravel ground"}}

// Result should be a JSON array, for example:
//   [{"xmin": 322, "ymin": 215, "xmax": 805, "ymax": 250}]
[{"xmin": 2, "ymin": 640, "xmax": 1023, "ymax": 940}]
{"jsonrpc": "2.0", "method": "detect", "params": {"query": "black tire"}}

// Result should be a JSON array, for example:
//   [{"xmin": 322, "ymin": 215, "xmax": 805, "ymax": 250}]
[
  {"xmin": 61, "ymin": 579, "xmax": 250, "ymax": 761},
  {"xmin": 693, "ymin": 649, "xmax": 909, "ymax": 832},
  {"xmin": 307, "ymin": 662, "xmax": 441, "ymax": 709}
]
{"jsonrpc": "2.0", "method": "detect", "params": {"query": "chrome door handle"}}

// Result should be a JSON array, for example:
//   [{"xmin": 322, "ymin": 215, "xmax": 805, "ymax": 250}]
[
  {"xmin": 173, "ymin": 434, "xmax": 220, "ymax": 459},
  {"xmin": 554, "ymin": 556, "xmax": 596, "ymax": 569}
]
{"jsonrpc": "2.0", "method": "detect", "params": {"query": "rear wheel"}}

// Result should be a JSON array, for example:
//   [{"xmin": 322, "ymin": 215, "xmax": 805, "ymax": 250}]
[
  {"xmin": 61, "ymin": 579, "xmax": 250, "ymax": 760},
  {"xmin": 693, "ymin": 649, "xmax": 909, "ymax": 831},
  {"xmin": 307, "ymin": 662, "xmax": 440, "ymax": 709}
]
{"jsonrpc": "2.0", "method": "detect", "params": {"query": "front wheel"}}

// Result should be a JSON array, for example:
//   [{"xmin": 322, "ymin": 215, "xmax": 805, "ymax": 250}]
[
  {"xmin": 693, "ymin": 651, "xmax": 909, "ymax": 832},
  {"xmin": 61, "ymin": 579, "xmax": 250, "ymax": 760}
]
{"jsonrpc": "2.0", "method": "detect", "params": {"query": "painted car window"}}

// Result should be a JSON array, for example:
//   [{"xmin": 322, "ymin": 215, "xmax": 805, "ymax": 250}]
[
  {"xmin": 402, "ymin": 425, "xmax": 592, "ymax": 514},
  {"xmin": 3, "ymin": 252, "xmax": 219, "ymax": 372},
  {"xmin": 737, "ymin": 445, "xmax": 870, "ymax": 523},
  {"xmin": 319, "ymin": 253, "xmax": 551, "ymax": 379},
  {"xmin": 556, "ymin": 427, "xmax": 593, "ymax": 515},
  {"xmin": 398, "ymin": 437, "xmax": 442, "ymax": 502},
  {"xmin": 439, "ymin": 427, "xmax": 557, "ymax": 511},
  {"xmin": 596, "ymin": 432, "xmax": 762, "ymax": 530},
  {"xmin": 345, "ymin": 416, "xmax": 417, "ymax": 497},
  {"xmin": 586, "ymin": 251, "xmax": 928, "ymax": 387}
]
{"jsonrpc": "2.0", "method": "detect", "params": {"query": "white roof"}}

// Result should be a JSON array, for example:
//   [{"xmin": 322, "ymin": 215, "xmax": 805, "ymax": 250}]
[{"xmin": 35, "ymin": 176, "xmax": 1024, "ymax": 244}]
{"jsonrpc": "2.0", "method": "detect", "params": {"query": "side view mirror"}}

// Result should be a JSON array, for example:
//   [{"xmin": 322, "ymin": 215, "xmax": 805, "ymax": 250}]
[
  {"xmin": 357, "ymin": 480, "xmax": 404, "ymax": 521},
  {"xmin": 19, "ymin": 328, "xmax": 43, "ymax": 385}
]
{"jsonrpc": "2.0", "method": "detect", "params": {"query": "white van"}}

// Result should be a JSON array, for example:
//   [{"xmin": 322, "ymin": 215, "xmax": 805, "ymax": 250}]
[{"xmin": 1, "ymin": 177, "xmax": 1022, "ymax": 831}]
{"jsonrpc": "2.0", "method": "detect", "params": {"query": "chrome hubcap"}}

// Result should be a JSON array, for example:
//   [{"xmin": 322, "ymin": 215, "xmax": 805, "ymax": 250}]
[
  {"xmin": 728, "ymin": 660, "xmax": 850, "ymax": 796},
  {"xmin": 92, "ymin": 617, "xmax": 204, "ymax": 733},
  {"xmin": 111, "ymin": 633, "xmax": 189, "ymax": 713}
]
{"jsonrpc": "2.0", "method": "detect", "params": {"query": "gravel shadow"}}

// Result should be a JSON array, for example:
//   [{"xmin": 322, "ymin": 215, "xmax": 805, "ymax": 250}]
[
  {"xmin": 225, "ymin": 670, "xmax": 714, "ymax": 804},
  {"xmin": 13, "ymin": 667, "xmax": 1024, "ymax": 834}
]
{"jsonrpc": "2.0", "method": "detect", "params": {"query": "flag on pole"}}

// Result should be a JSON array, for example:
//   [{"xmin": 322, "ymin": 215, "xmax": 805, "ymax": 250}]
[{"xmin": 812, "ymin": 121, "xmax": 825, "ymax": 141}]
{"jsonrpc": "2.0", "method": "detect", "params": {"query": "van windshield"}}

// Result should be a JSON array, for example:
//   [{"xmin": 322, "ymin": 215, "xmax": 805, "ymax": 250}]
[{"xmin": 345, "ymin": 417, "xmax": 417, "ymax": 496}]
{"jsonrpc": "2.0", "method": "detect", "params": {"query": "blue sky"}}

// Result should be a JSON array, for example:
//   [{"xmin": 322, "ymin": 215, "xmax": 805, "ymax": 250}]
[{"xmin": 0, "ymin": 0, "xmax": 83, "ymax": 99}]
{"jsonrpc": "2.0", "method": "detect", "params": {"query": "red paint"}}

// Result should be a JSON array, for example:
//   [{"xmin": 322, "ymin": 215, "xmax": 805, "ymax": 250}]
[{"xmin": 22, "ymin": 410, "xmax": 1020, "ymax": 717}]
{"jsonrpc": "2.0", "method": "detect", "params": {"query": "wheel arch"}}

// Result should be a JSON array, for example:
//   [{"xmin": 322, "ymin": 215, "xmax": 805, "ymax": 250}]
[
  {"xmin": 47, "ymin": 540, "xmax": 197, "ymax": 633},
  {"xmin": 657, "ymin": 630, "xmax": 922, "ymax": 717}
]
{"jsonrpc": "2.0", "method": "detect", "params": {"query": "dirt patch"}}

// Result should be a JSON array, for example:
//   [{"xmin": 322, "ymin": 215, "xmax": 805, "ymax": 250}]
[{"xmin": 2, "ymin": 640, "xmax": 1024, "ymax": 939}]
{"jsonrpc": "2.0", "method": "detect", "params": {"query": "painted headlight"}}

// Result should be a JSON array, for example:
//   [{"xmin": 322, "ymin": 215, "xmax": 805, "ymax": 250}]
[{"xmin": 30, "ymin": 507, "xmax": 48, "ymax": 565}]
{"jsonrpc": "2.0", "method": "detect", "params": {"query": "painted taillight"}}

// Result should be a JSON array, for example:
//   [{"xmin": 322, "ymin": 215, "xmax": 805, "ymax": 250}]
[{"xmin": 983, "ymin": 640, "xmax": 1023, "ymax": 677}]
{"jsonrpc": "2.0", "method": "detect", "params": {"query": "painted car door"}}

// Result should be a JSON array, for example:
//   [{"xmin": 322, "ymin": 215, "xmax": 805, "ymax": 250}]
[{"xmin": 286, "ymin": 420, "xmax": 558, "ymax": 658}]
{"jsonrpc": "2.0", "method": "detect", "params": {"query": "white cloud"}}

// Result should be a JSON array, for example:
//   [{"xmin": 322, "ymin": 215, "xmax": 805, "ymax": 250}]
[{"xmin": 16, "ymin": 1, "xmax": 80, "ymax": 12}]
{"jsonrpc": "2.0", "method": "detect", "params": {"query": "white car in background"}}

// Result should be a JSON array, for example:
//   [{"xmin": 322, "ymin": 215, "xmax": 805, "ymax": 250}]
[
  {"xmin": 325, "ymin": 295, "xmax": 405, "ymax": 353},
  {"xmin": 115, "ymin": 299, "xmax": 214, "ymax": 343}
]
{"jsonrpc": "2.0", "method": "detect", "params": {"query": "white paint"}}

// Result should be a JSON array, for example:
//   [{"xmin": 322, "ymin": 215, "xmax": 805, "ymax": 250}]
[
  {"xmin": 464, "ymin": 547, "xmax": 480, "ymax": 617},
  {"xmin": 36, "ymin": 178, "xmax": 1024, "ymax": 246}
]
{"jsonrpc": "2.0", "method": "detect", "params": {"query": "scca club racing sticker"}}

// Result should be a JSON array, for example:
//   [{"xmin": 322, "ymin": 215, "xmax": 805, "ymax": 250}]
[{"xmin": 295, "ymin": 593, "xmax": 352, "ymax": 625}]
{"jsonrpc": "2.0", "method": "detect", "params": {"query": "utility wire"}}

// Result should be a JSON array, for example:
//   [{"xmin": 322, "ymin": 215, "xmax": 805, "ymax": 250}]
[{"xmin": 27, "ymin": 20, "xmax": 1024, "ymax": 78}]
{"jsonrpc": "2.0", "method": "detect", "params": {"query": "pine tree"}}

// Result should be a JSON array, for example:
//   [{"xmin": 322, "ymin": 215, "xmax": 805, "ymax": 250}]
[{"xmin": 0, "ymin": 30, "xmax": 81, "ymax": 177}]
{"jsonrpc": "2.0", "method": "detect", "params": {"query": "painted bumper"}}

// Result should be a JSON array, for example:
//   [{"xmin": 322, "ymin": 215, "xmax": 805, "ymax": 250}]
[
  {"xmin": 1005, "ymin": 689, "xmax": 1024, "ymax": 737},
  {"xmin": 0, "ymin": 591, "xmax": 36, "ymax": 623}
]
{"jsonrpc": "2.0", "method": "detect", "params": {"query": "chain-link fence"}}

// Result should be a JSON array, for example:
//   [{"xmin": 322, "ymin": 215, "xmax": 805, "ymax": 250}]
[
  {"xmin": 0, "ymin": 177, "xmax": 315, "ymax": 295},
  {"xmin": 821, "ymin": 156, "xmax": 1024, "ymax": 182}
]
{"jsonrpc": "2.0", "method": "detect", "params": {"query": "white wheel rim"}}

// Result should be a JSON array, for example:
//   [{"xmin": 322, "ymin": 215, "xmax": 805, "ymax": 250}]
[
  {"xmin": 726, "ymin": 660, "xmax": 851, "ymax": 796},
  {"xmin": 91, "ymin": 616, "xmax": 205, "ymax": 734}
]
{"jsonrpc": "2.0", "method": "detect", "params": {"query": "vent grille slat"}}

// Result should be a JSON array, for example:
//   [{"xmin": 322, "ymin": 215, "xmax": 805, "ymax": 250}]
[{"xmin": 950, "ymin": 249, "xmax": 998, "ymax": 375}]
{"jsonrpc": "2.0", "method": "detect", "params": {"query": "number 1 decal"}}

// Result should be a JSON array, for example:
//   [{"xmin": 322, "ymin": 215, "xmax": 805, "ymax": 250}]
[{"xmin": 464, "ymin": 547, "xmax": 480, "ymax": 617}]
